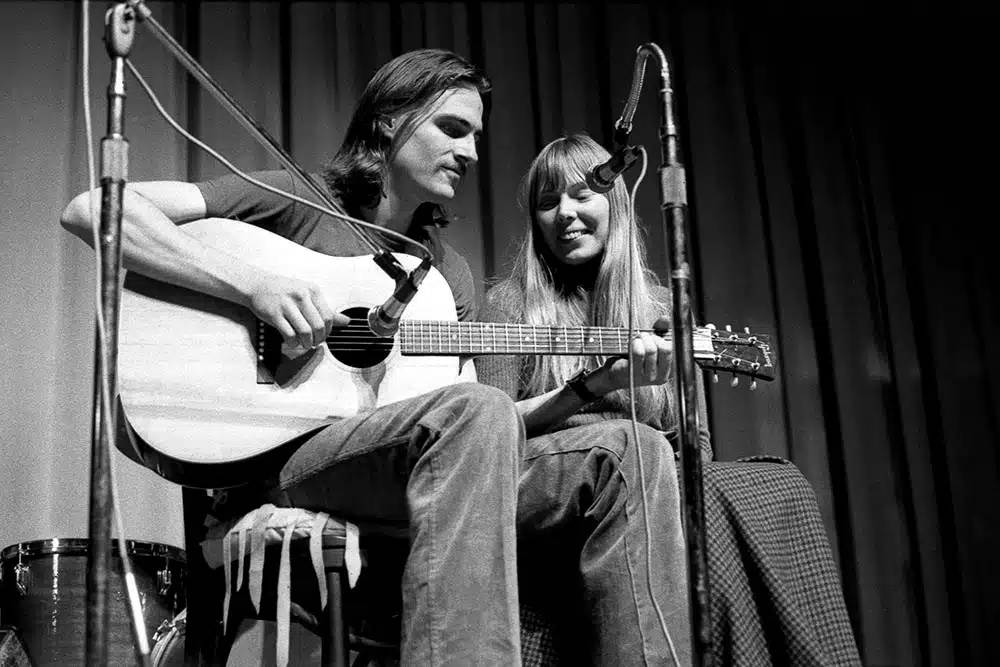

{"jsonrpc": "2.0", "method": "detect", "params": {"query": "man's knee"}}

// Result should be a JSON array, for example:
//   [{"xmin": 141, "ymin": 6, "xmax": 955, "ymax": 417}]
[
  {"xmin": 446, "ymin": 383, "xmax": 520, "ymax": 426},
  {"xmin": 430, "ymin": 383, "xmax": 523, "ymax": 459}
]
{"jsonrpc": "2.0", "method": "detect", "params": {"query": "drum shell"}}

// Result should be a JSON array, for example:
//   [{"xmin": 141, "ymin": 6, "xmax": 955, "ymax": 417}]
[{"xmin": 0, "ymin": 538, "xmax": 186, "ymax": 667}]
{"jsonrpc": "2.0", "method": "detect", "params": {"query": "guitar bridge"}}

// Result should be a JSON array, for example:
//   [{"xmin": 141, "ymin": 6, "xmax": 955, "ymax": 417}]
[{"xmin": 256, "ymin": 319, "xmax": 281, "ymax": 384}]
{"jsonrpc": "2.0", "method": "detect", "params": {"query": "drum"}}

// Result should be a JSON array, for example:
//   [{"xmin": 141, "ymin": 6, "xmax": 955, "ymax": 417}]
[
  {"xmin": 0, "ymin": 538, "xmax": 186, "ymax": 667},
  {"xmin": 150, "ymin": 610, "xmax": 326, "ymax": 667},
  {"xmin": 150, "ymin": 608, "xmax": 186, "ymax": 667}
]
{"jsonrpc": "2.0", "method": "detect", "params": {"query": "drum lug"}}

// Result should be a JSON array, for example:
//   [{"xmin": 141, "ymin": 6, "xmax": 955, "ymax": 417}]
[
  {"xmin": 151, "ymin": 613, "xmax": 186, "ymax": 645},
  {"xmin": 14, "ymin": 562, "xmax": 30, "ymax": 597},
  {"xmin": 152, "ymin": 617, "xmax": 173, "ymax": 645},
  {"xmin": 157, "ymin": 566, "xmax": 173, "ymax": 597}
]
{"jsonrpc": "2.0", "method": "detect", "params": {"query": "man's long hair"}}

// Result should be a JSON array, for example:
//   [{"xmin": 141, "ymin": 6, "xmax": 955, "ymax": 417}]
[
  {"xmin": 489, "ymin": 133, "xmax": 674, "ymax": 426},
  {"xmin": 321, "ymin": 49, "xmax": 491, "ymax": 217}
]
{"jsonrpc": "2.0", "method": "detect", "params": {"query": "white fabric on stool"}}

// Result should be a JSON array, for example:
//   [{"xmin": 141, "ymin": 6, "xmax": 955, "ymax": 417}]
[{"xmin": 201, "ymin": 504, "xmax": 361, "ymax": 667}]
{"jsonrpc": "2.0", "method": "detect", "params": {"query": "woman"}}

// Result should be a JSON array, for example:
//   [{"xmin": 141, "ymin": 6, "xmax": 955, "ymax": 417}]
[{"xmin": 477, "ymin": 133, "xmax": 711, "ymax": 666}]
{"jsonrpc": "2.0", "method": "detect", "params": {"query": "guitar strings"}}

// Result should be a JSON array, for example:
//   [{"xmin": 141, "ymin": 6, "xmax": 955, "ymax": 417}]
[
  {"xmin": 312, "ymin": 318, "xmax": 763, "ymax": 349},
  {"xmin": 310, "ymin": 338, "xmax": 764, "ymax": 373},
  {"xmin": 268, "ymin": 321, "xmax": 767, "ymax": 372}
]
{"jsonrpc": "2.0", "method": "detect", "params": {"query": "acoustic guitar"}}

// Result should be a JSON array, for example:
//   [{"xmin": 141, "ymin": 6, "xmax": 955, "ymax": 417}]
[{"xmin": 116, "ymin": 219, "xmax": 775, "ymax": 488}]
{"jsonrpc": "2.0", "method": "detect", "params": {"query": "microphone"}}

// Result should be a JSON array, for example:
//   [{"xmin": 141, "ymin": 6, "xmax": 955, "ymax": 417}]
[
  {"xmin": 585, "ymin": 142, "xmax": 642, "ymax": 194},
  {"xmin": 367, "ymin": 256, "xmax": 433, "ymax": 337},
  {"xmin": 587, "ymin": 49, "xmax": 649, "ymax": 195}
]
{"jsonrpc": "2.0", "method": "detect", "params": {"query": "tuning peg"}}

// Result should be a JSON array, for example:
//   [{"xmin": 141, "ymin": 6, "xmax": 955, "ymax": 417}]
[
  {"xmin": 744, "ymin": 326, "xmax": 751, "ymax": 334},
  {"xmin": 712, "ymin": 372, "xmax": 719, "ymax": 384},
  {"xmin": 750, "ymin": 378, "xmax": 758, "ymax": 391},
  {"xmin": 725, "ymin": 324, "xmax": 732, "ymax": 332},
  {"xmin": 730, "ymin": 374, "xmax": 739, "ymax": 387}
]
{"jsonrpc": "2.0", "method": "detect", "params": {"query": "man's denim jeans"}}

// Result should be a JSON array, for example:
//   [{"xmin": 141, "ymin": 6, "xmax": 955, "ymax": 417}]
[{"xmin": 268, "ymin": 383, "xmax": 523, "ymax": 666}]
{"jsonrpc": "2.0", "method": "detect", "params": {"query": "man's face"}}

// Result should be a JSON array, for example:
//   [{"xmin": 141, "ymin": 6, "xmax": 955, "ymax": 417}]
[{"xmin": 388, "ymin": 86, "xmax": 484, "ymax": 205}]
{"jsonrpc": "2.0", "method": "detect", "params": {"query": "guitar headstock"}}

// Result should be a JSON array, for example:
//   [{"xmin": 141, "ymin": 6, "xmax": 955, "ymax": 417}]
[{"xmin": 694, "ymin": 324, "xmax": 777, "ymax": 390}]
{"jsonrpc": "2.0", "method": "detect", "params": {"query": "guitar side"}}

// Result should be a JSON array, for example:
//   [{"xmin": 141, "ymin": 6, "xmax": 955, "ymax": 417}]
[{"xmin": 117, "ymin": 218, "xmax": 461, "ymax": 487}]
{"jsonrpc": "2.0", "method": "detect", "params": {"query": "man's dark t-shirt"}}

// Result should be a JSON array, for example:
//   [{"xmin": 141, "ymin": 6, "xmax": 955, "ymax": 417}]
[{"xmin": 195, "ymin": 170, "xmax": 478, "ymax": 322}]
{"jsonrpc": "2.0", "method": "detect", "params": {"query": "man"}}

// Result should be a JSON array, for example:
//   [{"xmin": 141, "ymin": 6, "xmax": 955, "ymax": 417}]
[{"xmin": 61, "ymin": 48, "xmax": 522, "ymax": 666}]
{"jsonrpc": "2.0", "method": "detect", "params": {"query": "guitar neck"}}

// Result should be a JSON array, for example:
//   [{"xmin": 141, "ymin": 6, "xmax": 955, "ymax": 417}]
[{"xmin": 399, "ymin": 321, "xmax": 713, "ymax": 357}]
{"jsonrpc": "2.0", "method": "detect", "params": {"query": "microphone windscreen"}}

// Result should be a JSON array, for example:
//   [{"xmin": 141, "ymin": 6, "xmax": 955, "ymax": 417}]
[{"xmin": 585, "ymin": 166, "xmax": 614, "ymax": 194}]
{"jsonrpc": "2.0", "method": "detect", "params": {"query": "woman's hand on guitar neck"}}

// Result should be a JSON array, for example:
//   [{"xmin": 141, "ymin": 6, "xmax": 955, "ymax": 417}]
[
  {"xmin": 589, "ymin": 315, "xmax": 673, "ymax": 395},
  {"xmin": 246, "ymin": 271, "xmax": 349, "ymax": 349}
]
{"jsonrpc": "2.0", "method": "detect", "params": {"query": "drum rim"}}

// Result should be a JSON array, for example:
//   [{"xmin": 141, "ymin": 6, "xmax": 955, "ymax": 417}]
[
  {"xmin": 1, "ymin": 538, "xmax": 186, "ymax": 562},
  {"xmin": 151, "ymin": 608, "xmax": 187, "ymax": 662}
]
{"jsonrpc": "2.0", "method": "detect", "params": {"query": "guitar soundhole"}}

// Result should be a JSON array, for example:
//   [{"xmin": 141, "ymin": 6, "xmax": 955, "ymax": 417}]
[{"xmin": 328, "ymin": 307, "xmax": 394, "ymax": 369}]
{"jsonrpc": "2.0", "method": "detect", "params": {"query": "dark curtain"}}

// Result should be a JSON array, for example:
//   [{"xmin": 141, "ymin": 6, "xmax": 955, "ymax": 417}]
[{"xmin": 1, "ymin": 2, "xmax": 996, "ymax": 666}]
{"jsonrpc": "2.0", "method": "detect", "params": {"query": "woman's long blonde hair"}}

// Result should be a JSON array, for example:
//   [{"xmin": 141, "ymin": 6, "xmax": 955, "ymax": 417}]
[{"xmin": 490, "ymin": 133, "xmax": 675, "ymax": 426}]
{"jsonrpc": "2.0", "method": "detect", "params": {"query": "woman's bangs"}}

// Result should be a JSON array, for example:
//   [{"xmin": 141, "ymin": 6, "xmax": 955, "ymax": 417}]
[{"xmin": 532, "ymin": 143, "xmax": 597, "ymax": 200}]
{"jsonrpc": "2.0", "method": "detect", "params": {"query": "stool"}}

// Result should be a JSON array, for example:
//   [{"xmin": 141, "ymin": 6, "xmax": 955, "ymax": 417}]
[{"xmin": 199, "ymin": 504, "xmax": 401, "ymax": 667}]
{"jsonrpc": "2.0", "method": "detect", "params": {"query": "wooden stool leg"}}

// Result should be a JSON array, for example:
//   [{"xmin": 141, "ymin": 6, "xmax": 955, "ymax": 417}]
[
  {"xmin": 182, "ymin": 488, "xmax": 222, "ymax": 666},
  {"xmin": 321, "ymin": 566, "xmax": 349, "ymax": 667}
]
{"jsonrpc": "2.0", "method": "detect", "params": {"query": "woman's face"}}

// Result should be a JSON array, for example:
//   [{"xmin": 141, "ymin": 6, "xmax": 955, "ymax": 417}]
[{"xmin": 534, "ymin": 175, "xmax": 611, "ymax": 267}]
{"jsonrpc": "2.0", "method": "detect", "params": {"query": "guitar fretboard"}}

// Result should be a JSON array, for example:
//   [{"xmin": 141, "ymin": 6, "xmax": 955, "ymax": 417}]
[{"xmin": 400, "ymin": 321, "xmax": 706, "ymax": 356}]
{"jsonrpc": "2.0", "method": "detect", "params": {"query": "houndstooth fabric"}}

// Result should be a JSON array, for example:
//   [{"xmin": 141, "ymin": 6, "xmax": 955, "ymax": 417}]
[{"xmin": 519, "ymin": 458, "xmax": 862, "ymax": 667}]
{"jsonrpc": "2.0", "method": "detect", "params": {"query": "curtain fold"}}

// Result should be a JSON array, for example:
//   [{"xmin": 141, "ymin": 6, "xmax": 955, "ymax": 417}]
[{"xmin": 1, "ymin": 2, "xmax": 996, "ymax": 665}]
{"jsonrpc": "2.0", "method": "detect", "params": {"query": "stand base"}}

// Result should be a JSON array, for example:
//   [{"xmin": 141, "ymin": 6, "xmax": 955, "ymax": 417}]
[{"xmin": 0, "ymin": 628, "xmax": 32, "ymax": 667}]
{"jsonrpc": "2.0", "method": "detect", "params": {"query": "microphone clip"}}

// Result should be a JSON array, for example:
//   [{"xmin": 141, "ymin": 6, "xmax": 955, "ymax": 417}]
[{"xmin": 612, "ymin": 123, "xmax": 632, "ymax": 150}]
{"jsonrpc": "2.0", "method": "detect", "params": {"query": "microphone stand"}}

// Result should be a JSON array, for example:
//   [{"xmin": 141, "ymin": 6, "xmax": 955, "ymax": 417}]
[
  {"xmin": 623, "ymin": 43, "xmax": 712, "ymax": 666},
  {"xmin": 87, "ymin": 4, "xmax": 138, "ymax": 665}
]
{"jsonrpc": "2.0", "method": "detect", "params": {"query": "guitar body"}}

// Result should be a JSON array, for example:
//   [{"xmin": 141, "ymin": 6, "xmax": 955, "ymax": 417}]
[{"xmin": 117, "ymin": 218, "xmax": 460, "ymax": 487}]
